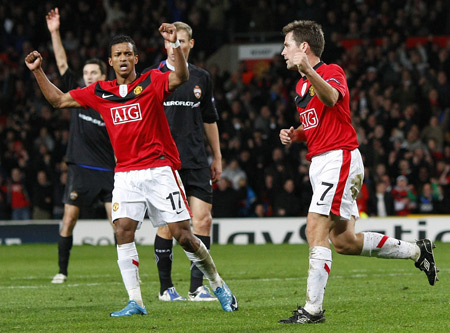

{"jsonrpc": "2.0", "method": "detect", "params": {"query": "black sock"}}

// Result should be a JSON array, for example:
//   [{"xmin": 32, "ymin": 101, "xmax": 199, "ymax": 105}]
[
  {"xmin": 190, "ymin": 234, "xmax": 211, "ymax": 293},
  {"xmin": 154, "ymin": 235, "xmax": 174, "ymax": 294},
  {"xmin": 58, "ymin": 235, "xmax": 73, "ymax": 276}
]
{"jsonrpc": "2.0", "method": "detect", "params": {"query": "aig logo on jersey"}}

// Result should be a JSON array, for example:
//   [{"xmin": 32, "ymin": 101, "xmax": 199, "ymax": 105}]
[
  {"xmin": 193, "ymin": 85, "xmax": 202, "ymax": 99},
  {"xmin": 299, "ymin": 108, "xmax": 319, "ymax": 130},
  {"xmin": 111, "ymin": 103, "xmax": 142, "ymax": 125}
]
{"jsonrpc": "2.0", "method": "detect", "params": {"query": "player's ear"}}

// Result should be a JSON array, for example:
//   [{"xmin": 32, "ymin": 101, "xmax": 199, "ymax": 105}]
[
  {"xmin": 134, "ymin": 55, "xmax": 139, "ymax": 65},
  {"xmin": 108, "ymin": 57, "xmax": 113, "ymax": 67},
  {"xmin": 190, "ymin": 38, "xmax": 195, "ymax": 49}
]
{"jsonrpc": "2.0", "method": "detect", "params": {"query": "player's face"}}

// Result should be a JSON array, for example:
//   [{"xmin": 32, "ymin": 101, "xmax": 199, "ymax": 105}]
[
  {"xmin": 82, "ymin": 64, "xmax": 106, "ymax": 86},
  {"xmin": 109, "ymin": 42, "xmax": 138, "ymax": 78},
  {"xmin": 165, "ymin": 29, "xmax": 194, "ymax": 66},
  {"xmin": 281, "ymin": 32, "xmax": 300, "ymax": 71}
]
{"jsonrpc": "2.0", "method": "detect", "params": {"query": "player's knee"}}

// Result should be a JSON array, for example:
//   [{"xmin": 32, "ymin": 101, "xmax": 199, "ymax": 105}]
[
  {"xmin": 193, "ymin": 214, "xmax": 212, "ymax": 234},
  {"xmin": 175, "ymin": 232, "xmax": 197, "ymax": 252}
]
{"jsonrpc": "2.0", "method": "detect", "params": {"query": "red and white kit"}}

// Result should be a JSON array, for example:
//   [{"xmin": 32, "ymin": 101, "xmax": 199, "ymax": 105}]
[
  {"xmin": 295, "ymin": 62, "xmax": 362, "ymax": 218},
  {"xmin": 70, "ymin": 70, "xmax": 190, "ymax": 224}
]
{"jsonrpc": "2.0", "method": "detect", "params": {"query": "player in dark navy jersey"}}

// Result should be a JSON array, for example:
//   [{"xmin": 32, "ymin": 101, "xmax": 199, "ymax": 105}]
[
  {"xmin": 25, "ymin": 22, "xmax": 238, "ymax": 317},
  {"xmin": 46, "ymin": 8, "xmax": 115, "ymax": 285},
  {"xmin": 147, "ymin": 21, "xmax": 222, "ymax": 302}
]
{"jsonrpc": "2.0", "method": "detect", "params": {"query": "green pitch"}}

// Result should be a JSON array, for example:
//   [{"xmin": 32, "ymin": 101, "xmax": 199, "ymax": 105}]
[{"xmin": 1, "ymin": 243, "xmax": 448, "ymax": 332}]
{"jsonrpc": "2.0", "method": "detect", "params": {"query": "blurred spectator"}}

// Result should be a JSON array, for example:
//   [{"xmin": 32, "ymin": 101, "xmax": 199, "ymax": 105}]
[
  {"xmin": 273, "ymin": 179, "xmax": 300, "ymax": 217},
  {"xmin": 236, "ymin": 177, "xmax": 257, "ymax": 217},
  {"xmin": 367, "ymin": 181, "xmax": 395, "ymax": 217},
  {"xmin": 31, "ymin": 170, "xmax": 53, "ymax": 219},
  {"xmin": 212, "ymin": 177, "xmax": 238, "ymax": 217},
  {"xmin": 221, "ymin": 158, "xmax": 247, "ymax": 190},
  {"xmin": 416, "ymin": 182, "xmax": 443, "ymax": 214},
  {"xmin": 392, "ymin": 175, "xmax": 417, "ymax": 216},
  {"xmin": 6, "ymin": 168, "xmax": 31, "ymax": 220}
]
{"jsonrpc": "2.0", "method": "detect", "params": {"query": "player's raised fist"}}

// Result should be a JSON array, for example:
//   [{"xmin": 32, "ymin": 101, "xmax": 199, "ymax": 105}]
[
  {"xmin": 25, "ymin": 51, "xmax": 43, "ymax": 71},
  {"xmin": 159, "ymin": 23, "xmax": 177, "ymax": 43}
]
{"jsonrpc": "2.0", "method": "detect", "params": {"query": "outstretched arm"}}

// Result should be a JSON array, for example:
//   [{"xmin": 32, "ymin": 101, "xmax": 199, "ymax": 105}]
[
  {"xmin": 46, "ymin": 8, "xmax": 68, "ymax": 76},
  {"xmin": 279, "ymin": 125, "xmax": 306, "ymax": 145},
  {"xmin": 25, "ymin": 51, "xmax": 81, "ymax": 109},
  {"xmin": 204, "ymin": 122, "xmax": 222, "ymax": 183},
  {"xmin": 159, "ymin": 23, "xmax": 189, "ymax": 91}
]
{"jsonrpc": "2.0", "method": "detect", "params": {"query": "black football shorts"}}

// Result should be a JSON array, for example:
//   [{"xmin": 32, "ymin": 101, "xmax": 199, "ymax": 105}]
[
  {"xmin": 178, "ymin": 167, "xmax": 213, "ymax": 204},
  {"xmin": 63, "ymin": 164, "xmax": 114, "ymax": 207}
]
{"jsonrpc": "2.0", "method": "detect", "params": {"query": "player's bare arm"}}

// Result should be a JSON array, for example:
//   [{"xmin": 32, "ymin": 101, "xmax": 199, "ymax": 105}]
[
  {"xmin": 280, "ymin": 125, "xmax": 306, "ymax": 145},
  {"xmin": 25, "ymin": 51, "xmax": 81, "ymax": 109},
  {"xmin": 46, "ymin": 7, "xmax": 68, "ymax": 75},
  {"xmin": 159, "ymin": 23, "xmax": 189, "ymax": 91},
  {"xmin": 290, "ymin": 40, "xmax": 339, "ymax": 108},
  {"xmin": 204, "ymin": 122, "xmax": 222, "ymax": 183},
  {"xmin": 301, "ymin": 64, "xmax": 339, "ymax": 107}
]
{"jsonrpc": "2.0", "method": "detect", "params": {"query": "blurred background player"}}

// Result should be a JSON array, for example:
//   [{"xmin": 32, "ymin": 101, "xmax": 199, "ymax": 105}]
[
  {"xmin": 149, "ymin": 21, "xmax": 222, "ymax": 302},
  {"xmin": 25, "ymin": 23, "xmax": 237, "ymax": 316},
  {"xmin": 46, "ymin": 8, "xmax": 115, "ymax": 284},
  {"xmin": 278, "ymin": 20, "xmax": 438, "ymax": 324}
]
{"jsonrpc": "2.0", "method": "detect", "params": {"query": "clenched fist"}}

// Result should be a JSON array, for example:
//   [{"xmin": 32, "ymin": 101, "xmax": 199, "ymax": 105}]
[{"xmin": 25, "ymin": 51, "xmax": 43, "ymax": 71}]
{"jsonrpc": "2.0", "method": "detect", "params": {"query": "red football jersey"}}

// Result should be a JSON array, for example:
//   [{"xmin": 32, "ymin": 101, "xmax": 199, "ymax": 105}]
[
  {"xmin": 295, "ymin": 62, "xmax": 359, "ymax": 161},
  {"xmin": 69, "ymin": 70, "xmax": 181, "ymax": 172}
]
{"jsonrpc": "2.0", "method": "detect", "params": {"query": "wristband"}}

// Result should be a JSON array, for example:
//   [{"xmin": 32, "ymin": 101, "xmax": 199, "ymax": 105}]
[{"xmin": 170, "ymin": 40, "xmax": 181, "ymax": 48}]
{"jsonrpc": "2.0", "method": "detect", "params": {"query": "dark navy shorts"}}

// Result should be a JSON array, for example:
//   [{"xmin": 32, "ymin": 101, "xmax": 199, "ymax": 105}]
[
  {"xmin": 63, "ymin": 164, "xmax": 114, "ymax": 207},
  {"xmin": 178, "ymin": 167, "xmax": 213, "ymax": 204}
]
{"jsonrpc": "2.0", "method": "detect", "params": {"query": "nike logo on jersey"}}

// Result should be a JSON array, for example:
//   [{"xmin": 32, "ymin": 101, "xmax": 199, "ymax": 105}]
[
  {"xmin": 316, "ymin": 202, "xmax": 326, "ymax": 206},
  {"xmin": 102, "ymin": 93, "xmax": 114, "ymax": 98}
]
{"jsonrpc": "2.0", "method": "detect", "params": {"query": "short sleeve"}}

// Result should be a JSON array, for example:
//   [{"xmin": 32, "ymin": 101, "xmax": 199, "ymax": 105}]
[
  {"xmin": 323, "ymin": 64, "xmax": 347, "ymax": 99},
  {"xmin": 149, "ymin": 70, "xmax": 171, "ymax": 102},
  {"xmin": 69, "ymin": 84, "xmax": 96, "ymax": 109}
]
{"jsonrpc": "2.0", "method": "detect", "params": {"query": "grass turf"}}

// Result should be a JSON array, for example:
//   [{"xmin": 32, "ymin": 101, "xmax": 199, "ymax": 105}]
[{"xmin": 0, "ymin": 242, "xmax": 448, "ymax": 332}]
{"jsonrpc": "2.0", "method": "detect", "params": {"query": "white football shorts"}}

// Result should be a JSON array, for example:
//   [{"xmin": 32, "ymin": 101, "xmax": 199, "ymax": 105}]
[
  {"xmin": 309, "ymin": 149, "xmax": 364, "ymax": 220},
  {"xmin": 111, "ymin": 166, "xmax": 191, "ymax": 228}
]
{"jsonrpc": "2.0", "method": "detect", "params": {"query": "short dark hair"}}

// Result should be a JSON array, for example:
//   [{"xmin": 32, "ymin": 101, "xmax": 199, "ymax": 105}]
[
  {"xmin": 108, "ymin": 35, "xmax": 138, "ymax": 56},
  {"xmin": 84, "ymin": 58, "xmax": 107, "ymax": 75},
  {"xmin": 282, "ymin": 20, "xmax": 325, "ymax": 58}
]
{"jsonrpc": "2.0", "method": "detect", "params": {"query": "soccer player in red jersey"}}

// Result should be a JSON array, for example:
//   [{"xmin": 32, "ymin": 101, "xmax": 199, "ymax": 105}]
[
  {"xmin": 278, "ymin": 20, "xmax": 438, "ymax": 324},
  {"xmin": 25, "ymin": 23, "xmax": 237, "ymax": 317}
]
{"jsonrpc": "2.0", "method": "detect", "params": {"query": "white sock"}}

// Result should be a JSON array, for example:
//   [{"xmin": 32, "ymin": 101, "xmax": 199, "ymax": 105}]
[
  {"xmin": 304, "ymin": 246, "xmax": 332, "ymax": 315},
  {"xmin": 184, "ymin": 241, "xmax": 223, "ymax": 290},
  {"xmin": 117, "ymin": 242, "xmax": 143, "ymax": 307},
  {"xmin": 360, "ymin": 232, "xmax": 420, "ymax": 260}
]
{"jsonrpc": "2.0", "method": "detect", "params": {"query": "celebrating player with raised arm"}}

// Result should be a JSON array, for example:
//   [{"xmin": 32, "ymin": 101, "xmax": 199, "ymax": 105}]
[
  {"xmin": 25, "ymin": 23, "xmax": 237, "ymax": 317},
  {"xmin": 278, "ymin": 20, "xmax": 438, "ymax": 324}
]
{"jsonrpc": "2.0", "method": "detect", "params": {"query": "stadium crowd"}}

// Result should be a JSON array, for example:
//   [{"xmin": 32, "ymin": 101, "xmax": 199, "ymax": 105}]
[{"xmin": 1, "ymin": 0, "xmax": 450, "ymax": 220}]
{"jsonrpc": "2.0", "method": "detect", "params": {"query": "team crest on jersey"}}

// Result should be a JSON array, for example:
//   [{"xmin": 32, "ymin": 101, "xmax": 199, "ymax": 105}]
[
  {"xmin": 113, "ymin": 202, "xmax": 119, "ymax": 212},
  {"xmin": 309, "ymin": 86, "xmax": 316, "ymax": 97},
  {"xmin": 134, "ymin": 86, "xmax": 143, "ymax": 95},
  {"xmin": 119, "ymin": 84, "xmax": 128, "ymax": 97},
  {"xmin": 193, "ymin": 85, "xmax": 202, "ymax": 99},
  {"xmin": 69, "ymin": 191, "xmax": 78, "ymax": 201}
]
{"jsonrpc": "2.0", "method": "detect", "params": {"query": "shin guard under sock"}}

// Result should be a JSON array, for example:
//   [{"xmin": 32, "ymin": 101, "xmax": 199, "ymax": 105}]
[
  {"xmin": 190, "ymin": 234, "xmax": 210, "ymax": 292},
  {"xmin": 304, "ymin": 246, "xmax": 332, "ymax": 315}
]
